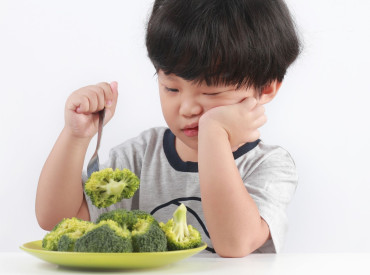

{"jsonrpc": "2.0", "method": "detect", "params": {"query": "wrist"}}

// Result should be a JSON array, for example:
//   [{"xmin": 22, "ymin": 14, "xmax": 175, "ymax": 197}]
[
  {"xmin": 199, "ymin": 116, "xmax": 229, "ymax": 143},
  {"xmin": 61, "ymin": 127, "xmax": 92, "ymax": 149}
]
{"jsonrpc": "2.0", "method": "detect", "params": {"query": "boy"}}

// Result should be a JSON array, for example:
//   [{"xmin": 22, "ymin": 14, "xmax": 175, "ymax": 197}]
[{"xmin": 36, "ymin": 0, "xmax": 300, "ymax": 257}]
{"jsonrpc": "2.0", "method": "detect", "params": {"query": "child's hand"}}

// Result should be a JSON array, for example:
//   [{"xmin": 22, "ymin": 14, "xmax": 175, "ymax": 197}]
[
  {"xmin": 64, "ymin": 82, "xmax": 119, "ymax": 139},
  {"xmin": 199, "ymin": 97, "xmax": 266, "ymax": 151}
]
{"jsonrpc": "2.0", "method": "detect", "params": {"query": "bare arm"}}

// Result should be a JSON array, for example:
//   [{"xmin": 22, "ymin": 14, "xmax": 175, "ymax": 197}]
[
  {"xmin": 198, "ymin": 124, "xmax": 270, "ymax": 257},
  {"xmin": 198, "ymin": 98, "xmax": 269, "ymax": 257},
  {"xmin": 36, "ymin": 128, "xmax": 91, "ymax": 230},
  {"xmin": 35, "ymin": 82, "xmax": 118, "ymax": 231}
]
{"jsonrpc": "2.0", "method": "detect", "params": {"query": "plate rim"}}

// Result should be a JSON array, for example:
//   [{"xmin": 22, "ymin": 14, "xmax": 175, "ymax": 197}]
[
  {"xmin": 20, "ymin": 239, "xmax": 207, "ymax": 256},
  {"xmin": 20, "ymin": 240, "xmax": 207, "ymax": 269}
]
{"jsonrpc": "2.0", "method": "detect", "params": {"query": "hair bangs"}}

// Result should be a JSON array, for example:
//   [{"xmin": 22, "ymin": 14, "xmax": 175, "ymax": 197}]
[{"xmin": 146, "ymin": 0, "xmax": 301, "ymax": 91}]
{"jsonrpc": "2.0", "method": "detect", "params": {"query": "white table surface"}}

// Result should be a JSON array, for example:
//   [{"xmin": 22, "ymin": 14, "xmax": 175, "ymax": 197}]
[{"xmin": 1, "ymin": 252, "xmax": 369, "ymax": 275}]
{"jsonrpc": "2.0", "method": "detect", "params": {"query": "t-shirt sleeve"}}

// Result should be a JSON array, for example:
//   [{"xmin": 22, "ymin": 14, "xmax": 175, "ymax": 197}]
[{"xmin": 243, "ymin": 147, "xmax": 298, "ymax": 253}]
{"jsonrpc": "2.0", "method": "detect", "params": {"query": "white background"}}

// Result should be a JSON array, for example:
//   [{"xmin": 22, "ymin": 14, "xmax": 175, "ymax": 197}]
[{"xmin": 1, "ymin": 0, "xmax": 369, "ymax": 253}]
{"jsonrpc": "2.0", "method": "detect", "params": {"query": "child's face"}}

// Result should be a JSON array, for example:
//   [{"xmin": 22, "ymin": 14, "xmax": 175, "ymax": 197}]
[{"xmin": 157, "ymin": 70, "xmax": 258, "ymax": 157}]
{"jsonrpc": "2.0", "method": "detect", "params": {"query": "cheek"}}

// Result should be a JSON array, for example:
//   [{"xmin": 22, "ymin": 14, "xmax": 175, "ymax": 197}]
[
  {"xmin": 159, "ymin": 93, "xmax": 177, "ymax": 124},
  {"xmin": 159, "ymin": 91, "xmax": 170, "ymax": 111}
]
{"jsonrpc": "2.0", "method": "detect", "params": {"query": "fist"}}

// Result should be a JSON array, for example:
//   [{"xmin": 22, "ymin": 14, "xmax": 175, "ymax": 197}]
[
  {"xmin": 64, "ymin": 82, "xmax": 119, "ymax": 139},
  {"xmin": 200, "ymin": 97, "xmax": 267, "ymax": 151}
]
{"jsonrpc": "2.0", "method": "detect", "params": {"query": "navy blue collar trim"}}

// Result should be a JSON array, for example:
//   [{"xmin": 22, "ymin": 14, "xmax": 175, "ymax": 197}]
[{"xmin": 163, "ymin": 128, "xmax": 260, "ymax": 173}]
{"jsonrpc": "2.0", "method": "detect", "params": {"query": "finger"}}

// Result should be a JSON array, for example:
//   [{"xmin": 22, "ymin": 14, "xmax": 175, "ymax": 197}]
[
  {"xmin": 66, "ymin": 91, "xmax": 90, "ymax": 114},
  {"xmin": 96, "ymin": 82, "xmax": 114, "ymax": 108},
  {"xmin": 75, "ymin": 94, "xmax": 91, "ymax": 114},
  {"xmin": 252, "ymin": 104, "xmax": 265, "ymax": 119},
  {"xmin": 110, "ymin": 81, "xmax": 118, "ymax": 94},
  {"xmin": 112, "ymin": 82, "xmax": 119, "ymax": 102},
  {"xmin": 76, "ymin": 88, "xmax": 99, "ymax": 113},
  {"xmin": 253, "ymin": 114, "xmax": 267, "ymax": 128},
  {"xmin": 104, "ymin": 82, "xmax": 119, "ymax": 123},
  {"xmin": 242, "ymin": 97, "xmax": 258, "ymax": 110},
  {"xmin": 88, "ymin": 85, "xmax": 106, "ymax": 111}
]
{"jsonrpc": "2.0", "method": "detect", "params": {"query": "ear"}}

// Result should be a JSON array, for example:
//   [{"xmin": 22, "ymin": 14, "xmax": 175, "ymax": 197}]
[{"xmin": 258, "ymin": 81, "xmax": 282, "ymax": 105}]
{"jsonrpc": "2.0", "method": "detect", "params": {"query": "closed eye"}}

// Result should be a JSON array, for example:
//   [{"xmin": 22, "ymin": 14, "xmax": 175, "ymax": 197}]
[
  {"xmin": 165, "ymin": 87, "xmax": 179, "ymax": 92},
  {"xmin": 204, "ymin": 92, "xmax": 221, "ymax": 96}
]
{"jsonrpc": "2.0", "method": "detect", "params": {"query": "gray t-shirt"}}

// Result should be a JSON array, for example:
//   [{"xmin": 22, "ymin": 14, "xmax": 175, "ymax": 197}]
[{"xmin": 83, "ymin": 127, "xmax": 298, "ymax": 253}]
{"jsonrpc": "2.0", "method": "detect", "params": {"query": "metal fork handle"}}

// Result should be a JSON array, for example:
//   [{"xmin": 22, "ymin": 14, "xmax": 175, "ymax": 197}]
[
  {"xmin": 87, "ymin": 109, "xmax": 105, "ymax": 178},
  {"xmin": 95, "ymin": 109, "xmax": 105, "ymax": 153}
]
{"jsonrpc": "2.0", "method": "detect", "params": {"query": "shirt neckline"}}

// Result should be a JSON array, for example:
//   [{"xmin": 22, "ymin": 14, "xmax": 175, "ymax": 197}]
[{"xmin": 163, "ymin": 128, "xmax": 260, "ymax": 172}]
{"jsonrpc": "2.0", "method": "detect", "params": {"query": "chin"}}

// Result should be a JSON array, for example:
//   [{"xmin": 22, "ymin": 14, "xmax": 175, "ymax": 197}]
[{"xmin": 176, "ymin": 132, "xmax": 199, "ymax": 151}]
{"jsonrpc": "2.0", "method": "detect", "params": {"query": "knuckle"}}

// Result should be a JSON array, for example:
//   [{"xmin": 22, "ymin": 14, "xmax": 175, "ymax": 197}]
[
  {"xmin": 249, "ymin": 97, "xmax": 257, "ymax": 105},
  {"xmin": 245, "ymin": 97, "xmax": 257, "ymax": 109},
  {"xmin": 95, "ymin": 85, "xmax": 105, "ymax": 95},
  {"xmin": 97, "ymin": 82, "xmax": 111, "ymax": 92}
]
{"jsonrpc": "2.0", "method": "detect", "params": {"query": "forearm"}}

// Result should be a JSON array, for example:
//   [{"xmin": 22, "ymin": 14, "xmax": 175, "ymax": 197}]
[
  {"xmin": 36, "ymin": 127, "xmax": 90, "ymax": 230},
  {"xmin": 198, "ymin": 123, "xmax": 269, "ymax": 257}
]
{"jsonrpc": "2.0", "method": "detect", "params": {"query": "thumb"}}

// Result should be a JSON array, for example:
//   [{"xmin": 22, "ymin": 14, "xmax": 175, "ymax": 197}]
[
  {"xmin": 110, "ymin": 81, "xmax": 119, "ymax": 95},
  {"xmin": 109, "ymin": 81, "xmax": 119, "ymax": 106},
  {"xmin": 103, "ymin": 81, "xmax": 119, "ymax": 124}
]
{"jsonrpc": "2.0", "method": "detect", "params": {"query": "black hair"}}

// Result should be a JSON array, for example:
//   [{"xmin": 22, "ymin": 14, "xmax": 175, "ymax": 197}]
[{"xmin": 145, "ymin": 0, "xmax": 301, "ymax": 92}]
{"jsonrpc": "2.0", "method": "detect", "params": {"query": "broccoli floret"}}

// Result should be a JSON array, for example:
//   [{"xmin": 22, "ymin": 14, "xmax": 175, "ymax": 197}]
[
  {"xmin": 42, "ymin": 209, "xmax": 169, "ymax": 253},
  {"xmin": 131, "ymin": 216, "xmax": 167, "ymax": 252},
  {"xmin": 96, "ymin": 209, "xmax": 136, "ymax": 228},
  {"xmin": 160, "ymin": 204, "xmax": 202, "ymax": 250},
  {"xmin": 57, "ymin": 229, "xmax": 86, "ymax": 251},
  {"xmin": 57, "ymin": 235, "xmax": 76, "ymax": 252},
  {"xmin": 42, "ymin": 218, "xmax": 92, "ymax": 251},
  {"xmin": 74, "ymin": 220, "xmax": 133, "ymax": 253},
  {"xmin": 96, "ymin": 209, "xmax": 167, "ymax": 252},
  {"xmin": 85, "ymin": 168, "xmax": 140, "ymax": 208}
]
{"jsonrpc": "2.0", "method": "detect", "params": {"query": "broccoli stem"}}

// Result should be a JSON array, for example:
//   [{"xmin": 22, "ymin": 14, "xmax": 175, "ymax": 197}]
[
  {"xmin": 172, "ymin": 204, "xmax": 189, "ymax": 242},
  {"xmin": 104, "ymin": 179, "xmax": 126, "ymax": 197}
]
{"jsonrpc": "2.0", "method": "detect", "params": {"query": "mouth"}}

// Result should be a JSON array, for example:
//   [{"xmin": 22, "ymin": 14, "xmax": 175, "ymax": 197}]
[{"xmin": 182, "ymin": 123, "xmax": 199, "ymax": 137}]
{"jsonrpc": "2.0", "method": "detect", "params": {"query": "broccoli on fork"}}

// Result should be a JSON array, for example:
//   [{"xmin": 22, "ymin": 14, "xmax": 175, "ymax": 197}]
[
  {"xmin": 85, "ymin": 168, "xmax": 140, "ymax": 208},
  {"xmin": 160, "ymin": 203, "xmax": 202, "ymax": 250}
]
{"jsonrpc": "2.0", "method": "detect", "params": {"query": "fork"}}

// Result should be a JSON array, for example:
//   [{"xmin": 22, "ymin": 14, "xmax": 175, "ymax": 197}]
[{"xmin": 87, "ymin": 108, "xmax": 106, "ymax": 179}]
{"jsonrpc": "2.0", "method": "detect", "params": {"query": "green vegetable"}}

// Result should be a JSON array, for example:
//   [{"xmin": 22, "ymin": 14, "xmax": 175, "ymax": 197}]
[
  {"xmin": 42, "ymin": 218, "xmax": 92, "ymax": 251},
  {"xmin": 96, "ymin": 208, "xmax": 135, "ymax": 228},
  {"xmin": 74, "ymin": 220, "xmax": 133, "ymax": 253},
  {"xmin": 57, "ymin": 230, "xmax": 86, "ymax": 252},
  {"xmin": 160, "ymin": 204, "xmax": 202, "ymax": 250},
  {"xmin": 131, "ymin": 216, "xmax": 167, "ymax": 252},
  {"xmin": 85, "ymin": 168, "xmax": 140, "ymax": 208},
  {"xmin": 42, "ymin": 206, "xmax": 210, "ymax": 253},
  {"xmin": 97, "ymin": 209, "xmax": 167, "ymax": 252}
]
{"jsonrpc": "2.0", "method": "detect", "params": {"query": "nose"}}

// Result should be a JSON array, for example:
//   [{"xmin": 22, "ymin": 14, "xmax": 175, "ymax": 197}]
[{"xmin": 179, "ymin": 95, "xmax": 202, "ymax": 118}]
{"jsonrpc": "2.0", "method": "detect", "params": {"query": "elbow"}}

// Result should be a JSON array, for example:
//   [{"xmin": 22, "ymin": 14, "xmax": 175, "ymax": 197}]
[
  {"xmin": 213, "ymin": 239, "xmax": 256, "ymax": 258},
  {"xmin": 213, "ymin": 220, "xmax": 270, "ymax": 257},
  {"xmin": 36, "ymin": 212, "xmax": 55, "ymax": 231},
  {"xmin": 40, "ymin": 223, "xmax": 55, "ymax": 232},
  {"xmin": 35, "ymin": 206, "xmax": 59, "ymax": 231},
  {"xmin": 36, "ymin": 218, "xmax": 54, "ymax": 231},
  {"xmin": 215, "ymin": 246, "xmax": 253, "ymax": 258}
]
